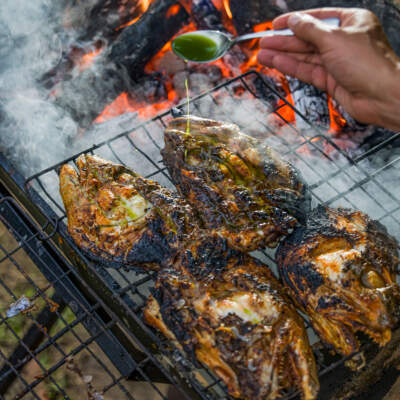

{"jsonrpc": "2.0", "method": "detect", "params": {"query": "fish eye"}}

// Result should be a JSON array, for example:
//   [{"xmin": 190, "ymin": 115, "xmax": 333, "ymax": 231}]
[{"xmin": 361, "ymin": 270, "xmax": 385, "ymax": 289}]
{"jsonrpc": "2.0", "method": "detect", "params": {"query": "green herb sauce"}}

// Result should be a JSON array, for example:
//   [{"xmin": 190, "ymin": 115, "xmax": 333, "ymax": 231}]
[{"xmin": 173, "ymin": 34, "xmax": 218, "ymax": 62}]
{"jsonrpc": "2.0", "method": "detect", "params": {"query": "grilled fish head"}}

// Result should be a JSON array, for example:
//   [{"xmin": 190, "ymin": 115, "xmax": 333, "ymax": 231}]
[
  {"xmin": 162, "ymin": 115, "xmax": 310, "ymax": 252},
  {"xmin": 277, "ymin": 205, "xmax": 400, "ymax": 355},
  {"xmin": 59, "ymin": 154, "xmax": 197, "ymax": 270},
  {"xmin": 144, "ymin": 236, "xmax": 319, "ymax": 400}
]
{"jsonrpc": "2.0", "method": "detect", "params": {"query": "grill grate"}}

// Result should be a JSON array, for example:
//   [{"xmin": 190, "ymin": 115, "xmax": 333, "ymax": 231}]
[
  {"xmin": 0, "ymin": 195, "xmax": 190, "ymax": 399},
  {"xmin": 23, "ymin": 71, "xmax": 400, "ymax": 399}
]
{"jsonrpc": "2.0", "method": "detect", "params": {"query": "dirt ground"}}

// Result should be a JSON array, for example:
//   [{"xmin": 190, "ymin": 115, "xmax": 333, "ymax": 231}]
[{"xmin": 0, "ymin": 221, "xmax": 172, "ymax": 400}]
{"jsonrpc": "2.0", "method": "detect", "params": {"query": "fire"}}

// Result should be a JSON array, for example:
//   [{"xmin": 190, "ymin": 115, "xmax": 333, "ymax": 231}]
[
  {"xmin": 166, "ymin": 4, "xmax": 180, "ymax": 18},
  {"xmin": 327, "ymin": 95, "xmax": 347, "ymax": 133},
  {"xmin": 115, "ymin": 0, "xmax": 153, "ymax": 31},
  {"xmin": 211, "ymin": 0, "xmax": 237, "ymax": 35},
  {"xmin": 222, "ymin": 0, "xmax": 232, "ymax": 19},
  {"xmin": 75, "ymin": 46, "xmax": 103, "ymax": 71},
  {"xmin": 93, "ymin": 1, "xmax": 347, "ymax": 142},
  {"xmin": 94, "ymin": 91, "xmax": 174, "ymax": 123}
]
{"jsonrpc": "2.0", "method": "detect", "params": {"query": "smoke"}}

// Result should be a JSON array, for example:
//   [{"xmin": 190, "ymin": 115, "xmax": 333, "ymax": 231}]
[{"xmin": 0, "ymin": 0, "xmax": 78, "ymax": 176}]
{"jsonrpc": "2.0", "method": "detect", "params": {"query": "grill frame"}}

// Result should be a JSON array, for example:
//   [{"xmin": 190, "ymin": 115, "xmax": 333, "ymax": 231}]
[
  {"xmin": 1, "ymin": 70, "xmax": 398, "ymax": 399},
  {"xmin": 0, "ymin": 193, "xmax": 191, "ymax": 399}
]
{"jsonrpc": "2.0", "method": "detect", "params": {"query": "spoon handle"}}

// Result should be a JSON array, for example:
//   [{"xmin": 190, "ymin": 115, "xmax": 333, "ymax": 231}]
[{"xmin": 234, "ymin": 17, "xmax": 340, "ymax": 43}]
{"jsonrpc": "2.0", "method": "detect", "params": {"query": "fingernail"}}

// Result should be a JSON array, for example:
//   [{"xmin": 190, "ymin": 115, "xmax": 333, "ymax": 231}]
[{"xmin": 288, "ymin": 13, "xmax": 302, "ymax": 27}]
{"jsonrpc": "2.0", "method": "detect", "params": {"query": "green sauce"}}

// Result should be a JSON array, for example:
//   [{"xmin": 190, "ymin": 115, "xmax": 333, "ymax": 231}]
[{"xmin": 173, "ymin": 34, "xmax": 218, "ymax": 62}]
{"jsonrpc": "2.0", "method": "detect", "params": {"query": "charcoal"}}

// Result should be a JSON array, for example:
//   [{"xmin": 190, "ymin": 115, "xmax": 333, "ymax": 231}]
[
  {"xmin": 287, "ymin": 77, "xmax": 330, "ymax": 131},
  {"xmin": 254, "ymin": 74, "xmax": 286, "ymax": 110}
]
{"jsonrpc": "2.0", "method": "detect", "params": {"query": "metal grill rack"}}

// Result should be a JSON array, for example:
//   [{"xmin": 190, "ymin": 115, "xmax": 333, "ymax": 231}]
[
  {"xmin": 0, "ymin": 194, "xmax": 193, "ymax": 399},
  {"xmin": 16, "ymin": 70, "xmax": 400, "ymax": 399}
]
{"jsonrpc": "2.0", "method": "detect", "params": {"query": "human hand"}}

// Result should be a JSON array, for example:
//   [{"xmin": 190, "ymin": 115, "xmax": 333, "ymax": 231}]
[{"xmin": 257, "ymin": 8, "xmax": 400, "ymax": 131}]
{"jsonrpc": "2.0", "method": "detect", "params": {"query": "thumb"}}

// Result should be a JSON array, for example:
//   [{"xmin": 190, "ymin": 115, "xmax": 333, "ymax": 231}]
[{"xmin": 288, "ymin": 13, "xmax": 331, "ymax": 49}]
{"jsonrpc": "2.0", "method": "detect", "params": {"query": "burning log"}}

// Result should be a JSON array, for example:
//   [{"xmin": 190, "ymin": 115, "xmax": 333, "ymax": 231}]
[
  {"xmin": 63, "ymin": 0, "xmax": 151, "ymax": 41},
  {"xmin": 53, "ymin": 0, "xmax": 188, "ymax": 127},
  {"xmin": 110, "ymin": 0, "xmax": 189, "ymax": 80}
]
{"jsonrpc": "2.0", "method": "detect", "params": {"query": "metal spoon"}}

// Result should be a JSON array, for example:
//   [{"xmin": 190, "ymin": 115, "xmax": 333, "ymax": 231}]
[{"xmin": 172, "ymin": 17, "xmax": 340, "ymax": 63}]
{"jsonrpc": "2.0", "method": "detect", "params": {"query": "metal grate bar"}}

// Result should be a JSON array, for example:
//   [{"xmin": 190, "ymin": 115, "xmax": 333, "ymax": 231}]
[{"xmin": 17, "ymin": 70, "xmax": 400, "ymax": 400}]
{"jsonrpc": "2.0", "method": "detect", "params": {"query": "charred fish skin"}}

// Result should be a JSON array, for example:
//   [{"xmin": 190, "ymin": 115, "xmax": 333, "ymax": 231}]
[
  {"xmin": 162, "ymin": 116, "xmax": 310, "ymax": 252},
  {"xmin": 276, "ymin": 205, "xmax": 400, "ymax": 356},
  {"xmin": 144, "ymin": 235, "xmax": 319, "ymax": 400},
  {"xmin": 59, "ymin": 154, "xmax": 198, "ymax": 271}
]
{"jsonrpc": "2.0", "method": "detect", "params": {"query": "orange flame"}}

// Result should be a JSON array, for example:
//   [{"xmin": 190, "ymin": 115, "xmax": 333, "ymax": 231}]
[
  {"xmin": 327, "ymin": 95, "xmax": 347, "ymax": 133},
  {"xmin": 94, "ymin": 91, "xmax": 175, "ymax": 123},
  {"xmin": 166, "ymin": 4, "xmax": 180, "ymax": 18},
  {"xmin": 211, "ymin": 0, "xmax": 237, "ymax": 35},
  {"xmin": 115, "ymin": 0, "xmax": 152, "ymax": 31},
  {"xmin": 222, "ymin": 0, "xmax": 232, "ymax": 19}
]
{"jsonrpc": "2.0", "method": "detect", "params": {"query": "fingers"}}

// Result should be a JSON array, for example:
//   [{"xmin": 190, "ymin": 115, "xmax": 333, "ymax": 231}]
[
  {"xmin": 273, "ymin": 8, "xmax": 345, "ymax": 29},
  {"xmin": 257, "ymin": 51, "xmax": 328, "ymax": 91},
  {"xmin": 258, "ymin": 49, "xmax": 323, "ymax": 66},
  {"xmin": 259, "ymin": 35, "xmax": 315, "ymax": 53},
  {"xmin": 285, "ymin": 13, "xmax": 338, "ymax": 49}
]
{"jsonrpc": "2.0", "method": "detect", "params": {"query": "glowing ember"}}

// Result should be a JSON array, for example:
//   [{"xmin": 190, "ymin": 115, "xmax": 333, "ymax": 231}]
[
  {"xmin": 77, "ymin": 47, "xmax": 103, "ymax": 71},
  {"xmin": 166, "ymin": 4, "xmax": 180, "ymax": 18},
  {"xmin": 94, "ymin": 90, "xmax": 175, "ymax": 123}
]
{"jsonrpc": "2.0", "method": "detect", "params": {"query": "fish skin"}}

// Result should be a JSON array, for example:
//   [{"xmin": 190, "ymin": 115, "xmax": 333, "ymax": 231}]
[
  {"xmin": 277, "ymin": 205, "xmax": 400, "ymax": 355},
  {"xmin": 59, "ymin": 154, "xmax": 199, "ymax": 270},
  {"xmin": 162, "ymin": 115, "xmax": 310, "ymax": 252},
  {"xmin": 144, "ymin": 234, "xmax": 319, "ymax": 400}
]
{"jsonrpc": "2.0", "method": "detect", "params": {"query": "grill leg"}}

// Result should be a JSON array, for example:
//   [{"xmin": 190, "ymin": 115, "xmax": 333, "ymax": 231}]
[{"xmin": 0, "ymin": 294, "xmax": 66, "ymax": 395}]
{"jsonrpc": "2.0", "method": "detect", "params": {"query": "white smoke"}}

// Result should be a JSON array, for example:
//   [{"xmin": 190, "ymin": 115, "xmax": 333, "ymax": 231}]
[{"xmin": 0, "ymin": 0, "xmax": 78, "ymax": 175}]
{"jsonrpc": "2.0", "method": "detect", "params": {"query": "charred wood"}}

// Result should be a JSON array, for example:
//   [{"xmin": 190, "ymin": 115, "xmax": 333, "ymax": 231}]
[
  {"xmin": 53, "ymin": 0, "xmax": 188, "ymax": 127},
  {"xmin": 110, "ymin": 0, "xmax": 189, "ymax": 80},
  {"xmin": 63, "ymin": 0, "xmax": 146, "ymax": 41},
  {"xmin": 229, "ymin": 0, "xmax": 286, "ymax": 35},
  {"xmin": 191, "ymin": 0, "xmax": 225, "ymax": 30}
]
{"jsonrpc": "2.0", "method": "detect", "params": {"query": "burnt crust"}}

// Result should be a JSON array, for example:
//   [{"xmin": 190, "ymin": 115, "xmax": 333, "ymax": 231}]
[
  {"xmin": 162, "ymin": 116, "xmax": 310, "ymax": 251},
  {"xmin": 144, "ymin": 235, "xmax": 319, "ymax": 400},
  {"xmin": 276, "ymin": 205, "xmax": 400, "ymax": 355},
  {"xmin": 59, "ymin": 154, "xmax": 199, "ymax": 270}
]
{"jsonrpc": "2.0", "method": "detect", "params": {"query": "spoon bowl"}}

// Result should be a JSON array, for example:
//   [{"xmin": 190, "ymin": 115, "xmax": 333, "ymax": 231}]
[
  {"xmin": 172, "ymin": 17, "xmax": 340, "ymax": 63},
  {"xmin": 172, "ymin": 30, "xmax": 234, "ymax": 63}
]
